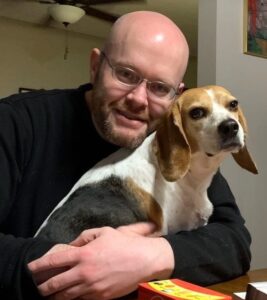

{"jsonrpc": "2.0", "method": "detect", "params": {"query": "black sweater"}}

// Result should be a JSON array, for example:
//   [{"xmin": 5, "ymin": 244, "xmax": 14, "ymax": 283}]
[{"xmin": 0, "ymin": 84, "xmax": 251, "ymax": 299}]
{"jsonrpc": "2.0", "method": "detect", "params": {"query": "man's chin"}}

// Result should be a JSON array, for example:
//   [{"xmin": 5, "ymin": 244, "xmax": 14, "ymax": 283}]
[{"xmin": 109, "ymin": 127, "xmax": 147, "ymax": 149}]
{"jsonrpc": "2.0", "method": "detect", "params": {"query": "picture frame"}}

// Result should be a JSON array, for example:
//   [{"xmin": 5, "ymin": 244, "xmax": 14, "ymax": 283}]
[
  {"xmin": 244, "ymin": 0, "xmax": 267, "ymax": 58},
  {"xmin": 18, "ymin": 87, "xmax": 36, "ymax": 93}
]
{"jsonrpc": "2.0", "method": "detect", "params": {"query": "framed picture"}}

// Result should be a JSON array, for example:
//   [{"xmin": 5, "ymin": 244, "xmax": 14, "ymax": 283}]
[
  {"xmin": 18, "ymin": 87, "xmax": 36, "ymax": 93},
  {"xmin": 244, "ymin": 0, "xmax": 267, "ymax": 58}
]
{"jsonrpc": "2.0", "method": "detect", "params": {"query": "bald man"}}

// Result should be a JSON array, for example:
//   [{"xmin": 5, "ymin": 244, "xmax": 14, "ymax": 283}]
[{"xmin": 0, "ymin": 11, "xmax": 251, "ymax": 300}]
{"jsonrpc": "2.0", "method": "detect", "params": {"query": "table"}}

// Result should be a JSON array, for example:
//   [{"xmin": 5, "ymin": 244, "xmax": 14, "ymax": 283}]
[
  {"xmin": 209, "ymin": 268, "xmax": 267, "ymax": 295},
  {"xmin": 119, "ymin": 268, "xmax": 267, "ymax": 299}
]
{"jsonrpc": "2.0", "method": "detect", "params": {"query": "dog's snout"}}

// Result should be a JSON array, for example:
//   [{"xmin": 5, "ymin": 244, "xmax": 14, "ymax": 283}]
[{"xmin": 218, "ymin": 119, "xmax": 239, "ymax": 139}]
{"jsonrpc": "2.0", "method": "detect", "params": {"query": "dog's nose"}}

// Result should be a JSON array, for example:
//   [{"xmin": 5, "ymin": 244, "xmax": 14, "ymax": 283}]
[{"xmin": 218, "ymin": 119, "xmax": 239, "ymax": 139}]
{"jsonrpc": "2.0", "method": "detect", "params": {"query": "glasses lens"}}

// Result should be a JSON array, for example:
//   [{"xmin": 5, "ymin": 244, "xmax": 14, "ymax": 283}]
[
  {"xmin": 102, "ymin": 52, "xmax": 177, "ymax": 101},
  {"xmin": 114, "ymin": 66, "xmax": 141, "ymax": 85},
  {"xmin": 148, "ymin": 81, "xmax": 174, "ymax": 98}
]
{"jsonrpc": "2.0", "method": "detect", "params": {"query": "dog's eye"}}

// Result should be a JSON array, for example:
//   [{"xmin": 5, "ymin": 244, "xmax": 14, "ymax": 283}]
[
  {"xmin": 189, "ymin": 108, "xmax": 207, "ymax": 119},
  {"xmin": 229, "ymin": 100, "xmax": 238, "ymax": 111}
]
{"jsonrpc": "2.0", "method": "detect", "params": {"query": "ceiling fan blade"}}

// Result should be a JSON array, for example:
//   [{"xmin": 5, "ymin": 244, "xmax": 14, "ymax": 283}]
[
  {"xmin": 84, "ymin": 0, "xmax": 145, "ymax": 4},
  {"xmin": 38, "ymin": 0, "xmax": 56, "ymax": 4},
  {"xmin": 38, "ymin": 14, "xmax": 54, "ymax": 27},
  {"xmin": 82, "ymin": 6, "xmax": 119, "ymax": 22}
]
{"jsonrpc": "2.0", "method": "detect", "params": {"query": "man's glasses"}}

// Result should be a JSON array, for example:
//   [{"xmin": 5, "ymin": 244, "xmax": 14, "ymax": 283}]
[{"xmin": 101, "ymin": 52, "xmax": 179, "ymax": 101}]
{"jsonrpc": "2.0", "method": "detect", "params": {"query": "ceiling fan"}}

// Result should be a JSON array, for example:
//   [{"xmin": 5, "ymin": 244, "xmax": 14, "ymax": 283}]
[
  {"xmin": 28, "ymin": 0, "xmax": 144, "ymax": 60},
  {"xmin": 36, "ymin": 0, "xmax": 145, "ymax": 24}
]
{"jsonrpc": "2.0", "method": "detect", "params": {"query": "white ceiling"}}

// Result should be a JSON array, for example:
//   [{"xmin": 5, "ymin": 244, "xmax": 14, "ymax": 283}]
[{"xmin": 0, "ymin": 0, "xmax": 198, "ymax": 56}]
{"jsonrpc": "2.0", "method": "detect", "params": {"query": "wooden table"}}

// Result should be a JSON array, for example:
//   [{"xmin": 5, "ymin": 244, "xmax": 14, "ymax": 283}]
[
  {"xmin": 209, "ymin": 268, "xmax": 267, "ymax": 295},
  {"xmin": 119, "ymin": 269, "xmax": 267, "ymax": 299}
]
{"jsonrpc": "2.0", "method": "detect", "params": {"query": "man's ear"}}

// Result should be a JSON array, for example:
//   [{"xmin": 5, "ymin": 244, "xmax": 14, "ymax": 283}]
[
  {"xmin": 177, "ymin": 82, "xmax": 185, "ymax": 95},
  {"xmin": 90, "ymin": 48, "xmax": 102, "ymax": 84}
]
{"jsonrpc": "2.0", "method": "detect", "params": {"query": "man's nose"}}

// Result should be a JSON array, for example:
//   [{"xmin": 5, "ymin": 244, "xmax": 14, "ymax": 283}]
[{"xmin": 126, "ymin": 80, "xmax": 148, "ymax": 108}]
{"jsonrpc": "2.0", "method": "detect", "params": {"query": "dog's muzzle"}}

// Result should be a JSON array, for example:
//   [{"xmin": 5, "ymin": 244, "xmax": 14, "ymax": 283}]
[{"xmin": 218, "ymin": 118, "xmax": 242, "ymax": 150}]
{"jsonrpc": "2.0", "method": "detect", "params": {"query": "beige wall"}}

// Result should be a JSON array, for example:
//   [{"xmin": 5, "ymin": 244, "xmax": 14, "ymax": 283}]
[
  {"xmin": 0, "ymin": 17, "xmax": 196, "ymax": 98},
  {"xmin": 0, "ymin": 17, "xmax": 105, "ymax": 98},
  {"xmin": 198, "ymin": 0, "xmax": 267, "ymax": 270},
  {"xmin": 0, "ymin": 16, "xmax": 197, "ymax": 98},
  {"xmin": 184, "ymin": 55, "xmax": 197, "ymax": 88}
]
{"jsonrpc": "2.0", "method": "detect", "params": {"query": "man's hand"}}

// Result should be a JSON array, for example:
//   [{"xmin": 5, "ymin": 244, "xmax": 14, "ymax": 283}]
[
  {"xmin": 28, "ymin": 223, "xmax": 174, "ymax": 300},
  {"xmin": 31, "ymin": 244, "xmax": 76, "ymax": 285},
  {"xmin": 70, "ymin": 222, "xmax": 160, "ymax": 246}
]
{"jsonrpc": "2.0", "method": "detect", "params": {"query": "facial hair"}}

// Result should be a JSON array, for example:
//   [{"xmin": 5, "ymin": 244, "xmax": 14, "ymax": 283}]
[{"xmin": 90, "ymin": 76, "xmax": 149, "ymax": 149}]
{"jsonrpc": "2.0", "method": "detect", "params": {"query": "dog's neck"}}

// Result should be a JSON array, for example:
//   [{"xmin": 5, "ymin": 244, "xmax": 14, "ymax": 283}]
[{"xmin": 187, "ymin": 151, "xmax": 227, "ymax": 182}]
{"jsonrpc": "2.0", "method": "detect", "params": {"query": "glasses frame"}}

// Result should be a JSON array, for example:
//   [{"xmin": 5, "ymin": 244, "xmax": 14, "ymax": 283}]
[{"xmin": 101, "ymin": 52, "xmax": 179, "ymax": 101}]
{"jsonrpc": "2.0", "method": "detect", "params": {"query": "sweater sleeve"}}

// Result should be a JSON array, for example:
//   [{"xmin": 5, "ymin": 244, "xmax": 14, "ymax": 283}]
[
  {"xmin": 0, "ymin": 234, "xmax": 55, "ymax": 300},
  {"xmin": 0, "ymin": 100, "xmax": 56, "ymax": 299},
  {"xmin": 164, "ymin": 171, "xmax": 251, "ymax": 285}
]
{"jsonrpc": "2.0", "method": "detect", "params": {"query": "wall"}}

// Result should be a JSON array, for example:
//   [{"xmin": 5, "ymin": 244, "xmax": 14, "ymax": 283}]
[
  {"xmin": 0, "ymin": 16, "xmax": 197, "ymax": 98},
  {"xmin": 184, "ymin": 55, "xmax": 197, "ymax": 88},
  {"xmin": 0, "ymin": 17, "xmax": 105, "ymax": 98},
  {"xmin": 198, "ymin": 0, "xmax": 267, "ymax": 269}
]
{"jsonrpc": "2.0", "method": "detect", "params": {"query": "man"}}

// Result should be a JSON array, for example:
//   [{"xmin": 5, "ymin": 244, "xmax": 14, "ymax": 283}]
[{"xmin": 0, "ymin": 11, "xmax": 251, "ymax": 300}]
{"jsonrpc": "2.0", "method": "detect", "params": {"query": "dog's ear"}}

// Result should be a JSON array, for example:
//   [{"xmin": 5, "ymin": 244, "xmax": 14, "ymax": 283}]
[
  {"xmin": 154, "ymin": 102, "xmax": 191, "ymax": 181},
  {"xmin": 232, "ymin": 107, "xmax": 258, "ymax": 174}
]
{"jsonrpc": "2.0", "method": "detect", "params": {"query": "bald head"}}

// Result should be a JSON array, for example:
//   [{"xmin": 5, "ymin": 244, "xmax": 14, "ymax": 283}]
[
  {"xmin": 103, "ymin": 11, "xmax": 189, "ymax": 82},
  {"xmin": 88, "ymin": 11, "xmax": 190, "ymax": 148}
]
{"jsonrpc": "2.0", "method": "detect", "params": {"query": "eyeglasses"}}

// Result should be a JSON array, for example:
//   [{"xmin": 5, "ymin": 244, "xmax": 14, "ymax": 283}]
[{"xmin": 101, "ymin": 52, "xmax": 179, "ymax": 101}]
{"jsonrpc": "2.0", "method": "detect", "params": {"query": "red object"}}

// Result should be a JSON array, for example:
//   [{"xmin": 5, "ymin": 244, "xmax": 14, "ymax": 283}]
[
  {"xmin": 138, "ymin": 279, "xmax": 232, "ymax": 300},
  {"xmin": 248, "ymin": 0, "xmax": 257, "ymax": 36}
]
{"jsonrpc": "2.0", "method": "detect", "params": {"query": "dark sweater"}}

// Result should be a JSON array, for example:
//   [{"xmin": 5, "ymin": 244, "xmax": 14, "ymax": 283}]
[{"xmin": 0, "ymin": 84, "xmax": 251, "ymax": 299}]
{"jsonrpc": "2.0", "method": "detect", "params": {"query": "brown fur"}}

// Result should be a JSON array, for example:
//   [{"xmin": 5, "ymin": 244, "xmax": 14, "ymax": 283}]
[
  {"xmin": 155, "ymin": 85, "xmax": 258, "ymax": 182},
  {"xmin": 126, "ymin": 178, "xmax": 163, "ymax": 230}
]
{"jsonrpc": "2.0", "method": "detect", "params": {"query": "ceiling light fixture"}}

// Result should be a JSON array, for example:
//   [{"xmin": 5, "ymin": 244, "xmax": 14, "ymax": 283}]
[
  {"xmin": 48, "ymin": 4, "xmax": 85, "ymax": 60},
  {"xmin": 48, "ymin": 4, "xmax": 85, "ymax": 25}
]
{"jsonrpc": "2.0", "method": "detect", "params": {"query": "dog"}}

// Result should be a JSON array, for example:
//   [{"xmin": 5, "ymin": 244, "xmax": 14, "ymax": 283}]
[{"xmin": 35, "ymin": 85, "xmax": 258, "ymax": 243}]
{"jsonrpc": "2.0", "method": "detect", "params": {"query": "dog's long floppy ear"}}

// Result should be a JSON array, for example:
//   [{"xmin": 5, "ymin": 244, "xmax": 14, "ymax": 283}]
[
  {"xmin": 232, "ymin": 107, "xmax": 258, "ymax": 174},
  {"xmin": 154, "ymin": 102, "xmax": 191, "ymax": 181}
]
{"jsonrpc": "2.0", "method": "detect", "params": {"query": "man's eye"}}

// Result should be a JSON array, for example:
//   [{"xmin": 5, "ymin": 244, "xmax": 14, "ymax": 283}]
[
  {"xmin": 229, "ymin": 100, "xmax": 238, "ymax": 111},
  {"xmin": 150, "ymin": 82, "xmax": 170, "ymax": 96},
  {"xmin": 116, "ymin": 67, "xmax": 140, "ymax": 84},
  {"xmin": 189, "ymin": 107, "xmax": 207, "ymax": 119}
]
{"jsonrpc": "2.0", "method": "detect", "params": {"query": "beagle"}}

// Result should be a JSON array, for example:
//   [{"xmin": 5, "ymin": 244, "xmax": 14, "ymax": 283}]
[{"xmin": 36, "ymin": 85, "xmax": 258, "ymax": 243}]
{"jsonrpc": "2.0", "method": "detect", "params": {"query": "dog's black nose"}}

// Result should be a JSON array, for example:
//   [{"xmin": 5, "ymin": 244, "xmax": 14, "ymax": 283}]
[{"xmin": 218, "ymin": 119, "xmax": 239, "ymax": 139}]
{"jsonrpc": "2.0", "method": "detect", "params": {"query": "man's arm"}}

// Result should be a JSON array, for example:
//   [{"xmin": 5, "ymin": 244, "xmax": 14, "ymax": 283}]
[
  {"xmin": 28, "ymin": 223, "xmax": 174, "ymax": 300},
  {"xmin": 0, "ymin": 99, "xmax": 57, "ymax": 299},
  {"xmin": 164, "ymin": 171, "xmax": 251, "ymax": 285},
  {"xmin": 0, "ymin": 234, "xmax": 55, "ymax": 299}
]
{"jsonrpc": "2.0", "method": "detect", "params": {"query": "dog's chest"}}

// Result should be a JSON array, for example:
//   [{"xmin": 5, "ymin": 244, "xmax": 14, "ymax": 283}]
[
  {"xmin": 96, "ymin": 152, "xmax": 212, "ymax": 234},
  {"xmin": 152, "ymin": 177, "xmax": 213, "ymax": 234}
]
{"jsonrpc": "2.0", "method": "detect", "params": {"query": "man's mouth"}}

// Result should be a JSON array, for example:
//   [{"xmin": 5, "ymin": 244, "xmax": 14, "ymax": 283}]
[{"xmin": 114, "ymin": 109, "xmax": 147, "ymax": 129}]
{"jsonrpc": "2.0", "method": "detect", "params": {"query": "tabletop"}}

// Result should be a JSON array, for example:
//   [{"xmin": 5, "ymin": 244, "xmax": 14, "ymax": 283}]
[
  {"xmin": 209, "ymin": 268, "xmax": 267, "ymax": 295},
  {"xmin": 118, "ymin": 268, "xmax": 267, "ymax": 300}
]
